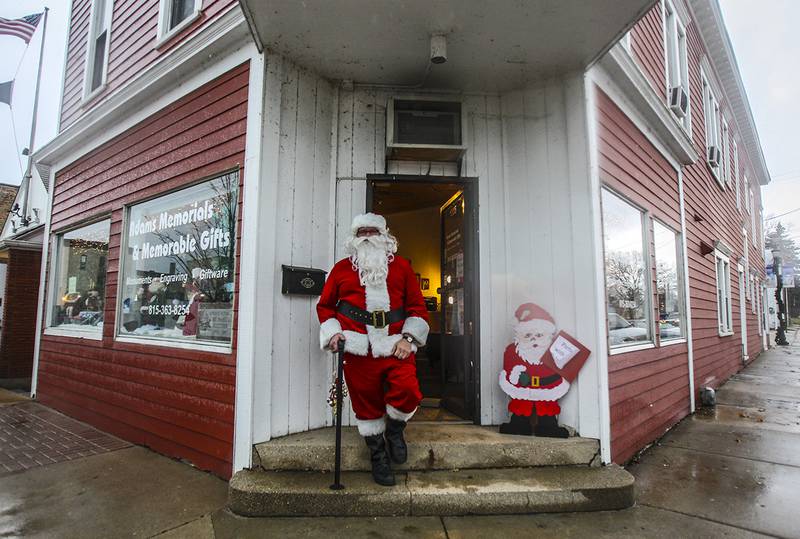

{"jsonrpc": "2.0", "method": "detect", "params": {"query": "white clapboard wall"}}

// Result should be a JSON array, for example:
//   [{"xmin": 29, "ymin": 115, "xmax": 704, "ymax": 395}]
[{"xmin": 264, "ymin": 54, "xmax": 602, "ymax": 441}]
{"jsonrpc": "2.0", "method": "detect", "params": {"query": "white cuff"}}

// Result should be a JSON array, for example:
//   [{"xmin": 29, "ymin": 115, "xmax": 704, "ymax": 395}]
[
  {"xmin": 402, "ymin": 316, "xmax": 429, "ymax": 345},
  {"xmin": 356, "ymin": 416, "xmax": 386, "ymax": 436},
  {"xmin": 319, "ymin": 318, "xmax": 343, "ymax": 350},
  {"xmin": 386, "ymin": 404, "xmax": 417, "ymax": 422}
]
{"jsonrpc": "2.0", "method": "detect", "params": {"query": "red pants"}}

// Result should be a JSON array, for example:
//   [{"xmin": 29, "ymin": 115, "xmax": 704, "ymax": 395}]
[
  {"xmin": 508, "ymin": 399, "xmax": 560, "ymax": 417},
  {"xmin": 343, "ymin": 353, "xmax": 422, "ymax": 421}
]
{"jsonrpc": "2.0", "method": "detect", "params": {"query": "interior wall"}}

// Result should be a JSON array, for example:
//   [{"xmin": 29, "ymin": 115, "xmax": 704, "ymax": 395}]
[{"xmin": 384, "ymin": 206, "xmax": 442, "ymax": 308}]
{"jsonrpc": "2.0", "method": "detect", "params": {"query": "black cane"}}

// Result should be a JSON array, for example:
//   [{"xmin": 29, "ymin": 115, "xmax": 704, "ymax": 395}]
[{"xmin": 330, "ymin": 339, "xmax": 346, "ymax": 490}]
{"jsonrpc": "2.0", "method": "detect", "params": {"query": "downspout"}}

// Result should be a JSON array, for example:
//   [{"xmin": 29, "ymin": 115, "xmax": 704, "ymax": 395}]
[{"xmin": 677, "ymin": 168, "xmax": 696, "ymax": 411}]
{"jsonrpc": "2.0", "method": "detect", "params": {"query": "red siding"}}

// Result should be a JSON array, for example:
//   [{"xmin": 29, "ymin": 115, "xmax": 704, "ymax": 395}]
[
  {"xmin": 682, "ymin": 20, "xmax": 765, "ymax": 394},
  {"xmin": 60, "ymin": 0, "xmax": 239, "ymax": 130},
  {"xmin": 39, "ymin": 62, "xmax": 249, "ymax": 478},
  {"xmin": 0, "ymin": 249, "xmax": 42, "ymax": 381},
  {"xmin": 631, "ymin": 3, "xmax": 666, "ymax": 101},
  {"xmin": 597, "ymin": 88, "xmax": 691, "ymax": 463}
]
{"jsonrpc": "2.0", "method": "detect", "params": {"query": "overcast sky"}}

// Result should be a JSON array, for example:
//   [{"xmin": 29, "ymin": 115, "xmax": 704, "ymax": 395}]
[{"xmin": 0, "ymin": 1, "xmax": 797, "ymax": 241}]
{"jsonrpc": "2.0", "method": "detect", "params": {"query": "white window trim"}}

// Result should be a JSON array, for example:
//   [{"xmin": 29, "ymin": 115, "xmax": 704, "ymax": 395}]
[
  {"xmin": 610, "ymin": 342, "xmax": 656, "ymax": 355},
  {"xmin": 653, "ymin": 219, "xmax": 687, "ymax": 343},
  {"xmin": 701, "ymin": 69, "xmax": 723, "ymax": 185},
  {"xmin": 45, "ymin": 218, "xmax": 111, "ymax": 338},
  {"xmin": 721, "ymin": 119, "xmax": 731, "ymax": 188},
  {"xmin": 734, "ymin": 141, "xmax": 741, "ymax": 210},
  {"xmin": 744, "ymin": 175, "xmax": 751, "ymax": 213},
  {"xmin": 621, "ymin": 31, "xmax": 633, "ymax": 54},
  {"xmin": 156, "ymin": 0, "xmax": 203, "ymax": 48},
  {"xmin": 82, "ymin": 0, "xmax": 115, "ymax": 103},
  {"xmin": 663, "ymin": 0, "xmax": 691, "ymax": 135},
  {"xmin": 116, "ymin": 335, "xmax": 232, "ymax": 354},
  {"xmin": 714, "ymin": 249, "xmax": 733, "ymax": 336}
]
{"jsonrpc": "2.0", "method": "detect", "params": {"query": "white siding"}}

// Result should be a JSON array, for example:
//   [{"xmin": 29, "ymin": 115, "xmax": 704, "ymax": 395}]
[{"xmin": 258, "ymin": 59, "xmax": 603, "ymax": 440}]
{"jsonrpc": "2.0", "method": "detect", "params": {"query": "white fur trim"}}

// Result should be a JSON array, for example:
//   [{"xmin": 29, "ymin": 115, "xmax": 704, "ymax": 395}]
[
  {"xmin": 356, "ymin": 416, "xmax": 386, "ymax": 436},
  {"xmin": 341, "ymin": 330, "xmax": 369, "ymax": 356},
  {"xmin": 402, "ymin": 316, "xmax": 429, "ymax": 346},
  {"xmin": 364, "ymin": 278, "xmax": 397, "ymax": 357},
  {"xmin": 351, "ymin": 213, "xmax": 387, "ymax": 234},
  {"xmin": 386, "ymin": 404, "xmax": 417, "ymax": 422},
  {"xmin": 509, "ymin": 365, "xmax": 526, "ymax": 384},
  {"xmin": 498, "ymin": 370, "xmax": 571, "ymax": 401},
  {"xmin": 319, "ymin": 318, "xmax": 343, "ymax": 350}
]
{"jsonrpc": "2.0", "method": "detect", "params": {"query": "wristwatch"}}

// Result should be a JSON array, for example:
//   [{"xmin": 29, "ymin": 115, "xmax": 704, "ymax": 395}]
[{"xmin": 403, "ymin": 334, "xmax": 415, "ymax": 344}]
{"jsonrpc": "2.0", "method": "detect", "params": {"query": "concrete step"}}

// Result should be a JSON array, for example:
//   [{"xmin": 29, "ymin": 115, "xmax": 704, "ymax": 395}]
[
  {"xmin": 228, "ymin": 465, "xmax": 635, "ymax": 517},
  {"xmin": 254, "ymin": 424, "xmax": 600, "ymax": 472}
]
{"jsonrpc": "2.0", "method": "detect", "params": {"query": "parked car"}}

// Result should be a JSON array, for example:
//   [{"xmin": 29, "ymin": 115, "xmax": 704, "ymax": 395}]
[{"xmin": 608, "ymin": 312, "xmax": 648, "ymax": 345}]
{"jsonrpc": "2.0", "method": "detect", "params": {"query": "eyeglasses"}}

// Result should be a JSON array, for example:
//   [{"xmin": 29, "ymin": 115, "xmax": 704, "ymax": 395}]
[{"xmin": 356, "ymin": 228, "xmax": 381, "ymax": 237}]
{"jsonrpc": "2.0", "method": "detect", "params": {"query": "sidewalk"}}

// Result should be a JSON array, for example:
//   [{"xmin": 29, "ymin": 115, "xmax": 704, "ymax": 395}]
[{"xmin": 1, "ymin": 330, "xmax": 798, "ymax": 538}]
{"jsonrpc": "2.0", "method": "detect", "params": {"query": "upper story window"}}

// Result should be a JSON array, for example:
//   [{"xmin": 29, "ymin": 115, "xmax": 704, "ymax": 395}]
[
  {"xmin": 734, "ymin": 141, "xmax": 741, "ymax": 210},
  {"xmin": 702, "ymin": 71, "xmax": 723, "ymax": 184},
  {"xmin": 157, "ymin": 0, "xmax": 202, "ymax": 44},
  {"xmin": 47, "ymin": 219, "xmax": 111, "ymax": 337},
  {"xmin": 84, "ymin": 0, "xmax": 113, "ymax": 98},
  {"xmin": 714, "ymin": 249, "xmax": 733, "ymax": 335},
  {"xmin": 744, "ymin": 175, "xmax": 751, "ymax": 212},
  {"xmin": 721, "ymin": 119, "xmax": 731, "ymax": 188},
  {"xmin": 664, "ymin": 0, "xmax": 690, "ymax": 131},
  {"xmin": 750, "ymin": 191, "xmax": 757, "ymax": 238},
  {"xmin": 601, "ymin": 189, "xmax": 653, "ymax": 350}
]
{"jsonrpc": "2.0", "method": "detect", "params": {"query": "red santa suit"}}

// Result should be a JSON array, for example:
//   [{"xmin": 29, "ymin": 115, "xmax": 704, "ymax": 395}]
[
  {"xmin": 498, "ymin": 304, "xmax": 570, "ymax": 417},
  {"xmin": 317, "ymin": 255, "xmax": 429, "ymax": 436}
]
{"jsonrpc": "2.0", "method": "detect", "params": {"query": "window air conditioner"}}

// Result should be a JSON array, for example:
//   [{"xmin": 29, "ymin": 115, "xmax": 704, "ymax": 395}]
[
  {"xmin": 668, "ymin": 86, "xmax": 689, "ymax": 118},
  {"xmin": 386, "ymin": 98, "xmax": 467, "ymax": 162},
  {"xmin": 707, "ymin": 146, "xmax": 721, "ymax": 168}
]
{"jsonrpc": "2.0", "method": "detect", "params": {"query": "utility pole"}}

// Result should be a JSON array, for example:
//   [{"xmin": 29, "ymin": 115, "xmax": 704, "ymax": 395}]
[{"xmin": 773, "ymin": 248, "xmax": 789, "ymax": 346}]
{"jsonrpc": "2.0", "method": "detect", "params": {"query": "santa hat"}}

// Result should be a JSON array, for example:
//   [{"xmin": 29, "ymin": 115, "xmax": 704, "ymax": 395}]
[
  {"xmin": 351, "ymin": 213, "xmax": 387, "ymax": 235},
  {"xmin": 514, "ymin": 303, "xmax": 555, "ymax": 330}
]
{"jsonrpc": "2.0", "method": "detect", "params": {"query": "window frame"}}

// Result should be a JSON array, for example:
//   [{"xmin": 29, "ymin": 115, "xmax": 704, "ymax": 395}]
[
  {"xmin": 714, "ymin": 249, "xmax": 733, "ymax": 336},
  {"xmin": 156, "ymin": 0, "xmax": 203, "ymax": 47},
  {"xmin": 601, "ymin": 188, "xmax": 656, "ymax": 353},
  {"xmin": 734, "ymin": 140, "xmax": 741, "ymax": 210},
  {"xmin": 721, "ymin": 118, "xmax": 731, "ymax": 188},
  {"xmin": 653, "ymin": 219, "xmax": 687, "ymax": 343},
  {"xmin": 113, "ymin": 172, "xmax": 239, "ymax": 354},
  {"xmin": 663, "ymin": 0, "xmax": 691, "ymax": 134},
  {"xmin": 45, "ymin": 216, "xmax": 112, "ymax": 340},
  {"xmin": 701, "ymin": 70, "xmax": 723, "ymax": 184},
  {"xmin": 82, "ymin": 0, "xmax": 114, "ymax": 102}
]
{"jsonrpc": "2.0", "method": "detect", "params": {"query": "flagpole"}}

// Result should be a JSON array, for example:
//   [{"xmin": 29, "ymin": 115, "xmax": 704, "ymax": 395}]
[{"xmin": 21, "ymin": 7, "xmax": 48, "ymax": 224}]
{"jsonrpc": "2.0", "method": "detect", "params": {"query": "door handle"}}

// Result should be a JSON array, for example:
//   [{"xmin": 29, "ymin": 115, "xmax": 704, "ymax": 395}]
[{"xmin": 468, "ymin": 321, "xmax": 473, "ymax": 336}]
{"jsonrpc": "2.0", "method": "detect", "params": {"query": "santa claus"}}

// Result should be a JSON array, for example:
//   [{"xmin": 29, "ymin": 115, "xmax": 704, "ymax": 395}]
[
  {"xmin": 498, "ymin": 303, "xmax": 570, "ymax": 438},
  {"xmin": 317, "ymin": 213, "xmax": 429, "ymax": 486}
]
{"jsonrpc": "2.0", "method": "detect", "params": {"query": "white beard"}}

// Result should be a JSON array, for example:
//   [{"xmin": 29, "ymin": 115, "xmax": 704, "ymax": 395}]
[
  {"xmin": 515, "ymin": 340, "xmax": 547, "ymax": 365},
  {"xmin": 345, "ymin": 233, "xmax": 397, "ymax": 286}
]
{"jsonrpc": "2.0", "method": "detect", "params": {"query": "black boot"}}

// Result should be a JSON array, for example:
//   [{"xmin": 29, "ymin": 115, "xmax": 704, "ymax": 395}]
[
  {"xmin": 364, "ymin": 434, "xmax": 395, "ymax": 486},
  {"xmin": 498, "ymin": 414, "xmax": 533, "ymax": 435},
  {"xmin": 385, "ymin": 418, "xmax": 408, "ymax": 464},
  {"xmin": 534, "ymin": 415, "xmax": 569, "ymax": 438}
]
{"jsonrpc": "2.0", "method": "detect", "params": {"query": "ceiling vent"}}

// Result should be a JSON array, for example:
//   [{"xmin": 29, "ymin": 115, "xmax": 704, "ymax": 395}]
[{"xmin": 386, "ymin": 98, "xmax": 467, "ymax": 162}]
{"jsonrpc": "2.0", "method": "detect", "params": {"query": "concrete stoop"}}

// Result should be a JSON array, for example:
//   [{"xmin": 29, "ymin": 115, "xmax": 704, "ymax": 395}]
[{"xmin": 229, "ymin": 424, "xmax": 635, "ymax": 517}]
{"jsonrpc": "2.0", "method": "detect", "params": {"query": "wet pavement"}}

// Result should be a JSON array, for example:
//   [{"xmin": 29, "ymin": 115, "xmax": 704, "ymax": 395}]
[{"xmin": 1, "ymin": 329, "xmax": 799, "ymax": 538}]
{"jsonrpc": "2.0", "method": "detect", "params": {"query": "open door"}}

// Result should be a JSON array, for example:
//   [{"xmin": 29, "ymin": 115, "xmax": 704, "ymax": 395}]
[{"xmin": 367, "ymin": 175, "xmax": 479, "ymax": 421}]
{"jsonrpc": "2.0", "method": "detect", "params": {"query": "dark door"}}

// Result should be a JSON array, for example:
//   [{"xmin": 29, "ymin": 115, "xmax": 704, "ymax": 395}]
[{"xmin": 439, "ymin": 190, "xmax": 477, "ymax": 419}]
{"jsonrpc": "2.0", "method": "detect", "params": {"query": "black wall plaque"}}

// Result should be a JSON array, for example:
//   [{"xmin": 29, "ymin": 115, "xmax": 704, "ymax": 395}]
[{"xmin": 281, "ymin": 265, "xmax": 327, "ymax": 296}]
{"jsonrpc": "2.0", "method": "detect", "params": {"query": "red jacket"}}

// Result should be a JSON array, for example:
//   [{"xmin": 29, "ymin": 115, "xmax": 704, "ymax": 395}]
[
  {"xmin": 317, "ymin": 256, "xmax": 429, "ymax": 357},
  {"xmin": 498, "ymin": 344, "xmax": 570, "ymax": 402}
]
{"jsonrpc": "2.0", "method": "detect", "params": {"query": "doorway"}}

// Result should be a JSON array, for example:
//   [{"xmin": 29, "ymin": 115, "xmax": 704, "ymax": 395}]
[{"xmin": 367, "ymin": 175, "xmax": 479, "ymax": 422}]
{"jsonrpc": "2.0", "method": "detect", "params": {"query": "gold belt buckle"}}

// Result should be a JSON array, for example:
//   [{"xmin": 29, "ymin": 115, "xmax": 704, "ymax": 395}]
[
  {"xmin": 372, "ymin": 310, "xmax": 387, "ymax": 329},
  {"xmin": 530, "ymin": 376, "xmax": 540, "ymax": 388}
]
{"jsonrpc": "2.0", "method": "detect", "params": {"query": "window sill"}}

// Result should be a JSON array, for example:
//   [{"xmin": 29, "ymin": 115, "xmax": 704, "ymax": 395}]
[
  {"xmin": 718, "ymin": 330, "xmax": 734, "ymax": 337},
  {"xmin": 155, "ymin": 11, "xmax": 202, "ymax": 50},
  {"xmin": 115, "ymin": 334, "xmax": 231, "ymax": 354},
  {"xmin": 659, "ymin": 338, "xmax": 687, "ymax": 347},
  {"xmin": 609, "ymin": 342, "xmax": 656, "ymax": 355},
  {"xmin": 81, "ymin": 83, "xmax": 107, "ymax": 108},
  {"xmin": 44, "ymin": 327, "xmax": 103, "ymax": 341}
]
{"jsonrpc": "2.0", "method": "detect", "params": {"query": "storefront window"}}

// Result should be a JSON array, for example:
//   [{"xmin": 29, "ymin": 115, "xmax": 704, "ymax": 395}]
[
  {"xmin": 49, "ymin": 219, "xmax": 110, "ymax": 332},
  {"xmin": 117, "ymin": 172, "xmax": 238, "ymax": 346},
  {"xmin": 601, "ymin": 189, "xmax": 652, "ymax": 348},
  {"xmin": 654, "ymin": 221, "xmax": 685, "ymax": 341}
]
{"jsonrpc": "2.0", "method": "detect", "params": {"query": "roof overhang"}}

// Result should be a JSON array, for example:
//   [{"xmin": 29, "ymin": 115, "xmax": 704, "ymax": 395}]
[
  {"xmin": 239, "ymin": 0, "xmax": 656, "ymax": 92},
  {"xmin": 689, "ymin": 0, "xmax": 771, "ymax": 186}
]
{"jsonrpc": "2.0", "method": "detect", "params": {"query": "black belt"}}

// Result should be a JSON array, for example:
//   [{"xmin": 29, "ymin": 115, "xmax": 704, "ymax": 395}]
[
  {"xmin": 338, "ymin": 302, "xmax": 406, "ymax": 329},
  {"xmin": 528, "ymin": 374, "xmax": 562, "ymax": 388}
]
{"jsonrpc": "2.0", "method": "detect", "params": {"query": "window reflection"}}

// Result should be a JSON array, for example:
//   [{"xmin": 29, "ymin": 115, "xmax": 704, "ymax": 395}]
[{"xmin": 654, "ymin": 221, "xmax": 685, "ymax": 341}]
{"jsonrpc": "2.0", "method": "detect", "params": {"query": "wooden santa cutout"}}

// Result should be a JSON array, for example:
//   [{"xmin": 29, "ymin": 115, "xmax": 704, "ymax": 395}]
[{"xmin": 498, "ymin": 303, "xmax": 591, "ymax": 437}]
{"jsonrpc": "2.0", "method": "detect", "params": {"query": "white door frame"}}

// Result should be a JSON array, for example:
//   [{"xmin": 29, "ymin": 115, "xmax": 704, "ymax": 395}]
[{"xmin": 738, "ymin": 264, "xmax": 748, "ymax": 363}]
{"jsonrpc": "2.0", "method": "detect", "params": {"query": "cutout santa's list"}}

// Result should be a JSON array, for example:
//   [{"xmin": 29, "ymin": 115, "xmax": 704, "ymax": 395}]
[{"xmin": 498, "ymin": 303, "xmax": 591, "ymax": 437}]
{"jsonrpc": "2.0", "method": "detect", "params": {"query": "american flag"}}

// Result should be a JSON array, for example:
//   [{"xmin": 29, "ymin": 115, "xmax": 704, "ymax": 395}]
[{"xmin": 0, "ymin": 13, "xmax": 43, "ymax": 44}]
